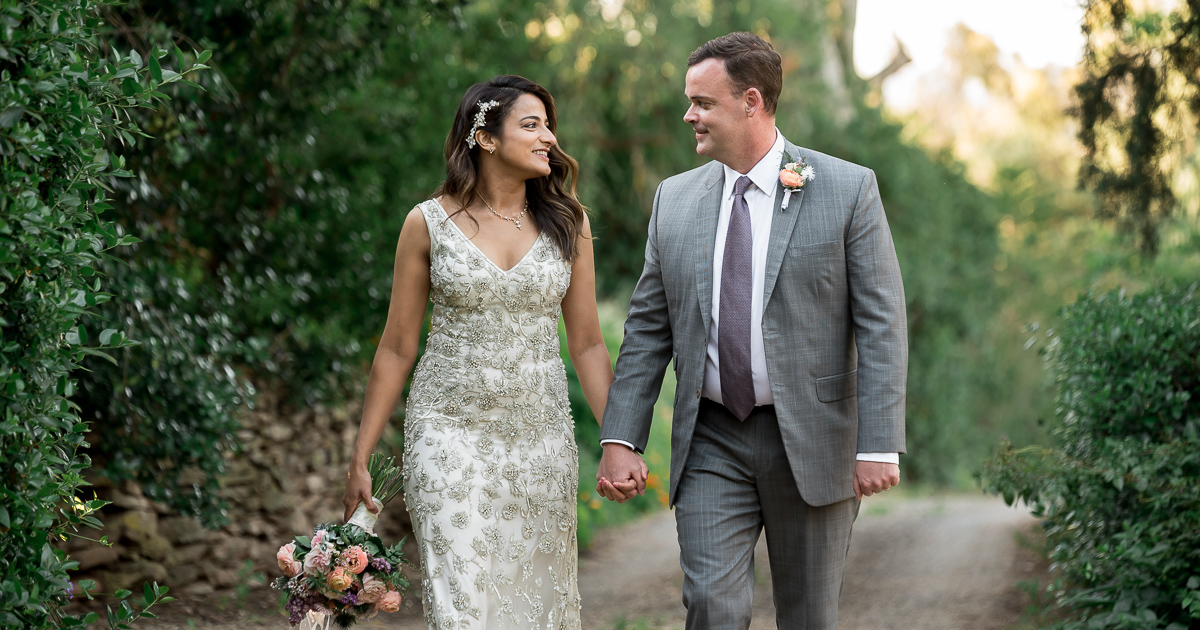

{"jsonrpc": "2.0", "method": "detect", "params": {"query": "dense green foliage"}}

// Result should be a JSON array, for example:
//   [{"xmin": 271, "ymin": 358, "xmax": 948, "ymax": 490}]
[
  {"xmin": 78, "ymin": 0, "xmax": 466, "ymax": 522},
  {"xmin": 0, "ymin": 0, "xmax": 200, "ymax": 625},
  {"xmin": 983, "ymin": 286, "xmax": 1200, "ymax": 629},
  {"xmin": 1076, "ymin": 0, "xmax": 1200, "ymax": 257}
]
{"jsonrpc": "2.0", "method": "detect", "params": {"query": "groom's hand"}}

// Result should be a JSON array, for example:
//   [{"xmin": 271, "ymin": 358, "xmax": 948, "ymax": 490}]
[
  {"xmin": 596, "ymin": 443, "xmax": 648, "ymax": 503},
  {"xmin": 853, "ymin": 461, "xmax": 900, "ymax": 500}
]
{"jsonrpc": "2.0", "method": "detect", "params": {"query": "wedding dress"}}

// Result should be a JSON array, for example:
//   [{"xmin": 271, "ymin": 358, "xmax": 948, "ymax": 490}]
[{"xmin": 401, "ymin": 199, "xmax": 581, "ymax": 630}]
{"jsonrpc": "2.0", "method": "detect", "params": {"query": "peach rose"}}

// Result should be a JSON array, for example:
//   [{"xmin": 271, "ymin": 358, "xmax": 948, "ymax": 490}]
[
  {"xmin": 358, "ymin": 575, "xmax": 387, "ymax": 604},
  {"xmin": 326, "ymin": 566, "xmax": 353, "ymax": 592},
  {"xmin": 779, "ymin": 169, "xmax": 803, "ymax": 188},
  {"xmin": 377, "ymin": 590, "xmax": 402, "ymax": 613},
  {"xmin": 341, "ymin": 545, "xmax": 368, "ymax": 574},
  {"xmin": 303, "ymin": 544, "xmax": 333, "ymax": 576},
  {"xmin": 276, "ymin": 542, "xmax": 301, "ymax": 577}
]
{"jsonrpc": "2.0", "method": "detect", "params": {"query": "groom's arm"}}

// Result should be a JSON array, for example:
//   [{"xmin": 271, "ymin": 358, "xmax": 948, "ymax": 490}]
[
  {"xmin": 845, "ymin": 169, "xmax": 908, "ymax": 494},
  {"xmin": 599, "ymin": 182, "xmax": 675, "ymax": 449},
  {"xmin": 597, "ymin": 183, "xmax": 674, "ymax": 501}
]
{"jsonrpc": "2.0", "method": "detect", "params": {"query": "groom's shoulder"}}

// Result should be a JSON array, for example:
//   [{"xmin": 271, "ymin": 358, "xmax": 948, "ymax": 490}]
[
  {"xmin": 792, "ymin": 145, "xmax": 874, "ymax": 184},
  {"xmin": 660, "ymin": 161, "xmax": 722, "ymax": 192}
]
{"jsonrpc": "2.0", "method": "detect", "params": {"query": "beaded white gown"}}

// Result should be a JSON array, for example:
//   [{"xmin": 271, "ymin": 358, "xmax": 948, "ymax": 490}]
[{"xmin": 402, "ymin": 199, "xmax": 581, "ymax": 630}]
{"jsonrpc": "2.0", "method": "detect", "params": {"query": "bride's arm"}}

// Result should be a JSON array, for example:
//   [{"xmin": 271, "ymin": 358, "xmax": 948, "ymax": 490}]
[
  {"xmin": 561, "ymin": 214, "xmax": 613, "ymax": 426},
  {"xmin": 562, "ymin": 216, "xmax": 647, "ymax": 499},
  {"xmin": 343, "ymin": 207, "xmax": 432, "ymax": 521}
]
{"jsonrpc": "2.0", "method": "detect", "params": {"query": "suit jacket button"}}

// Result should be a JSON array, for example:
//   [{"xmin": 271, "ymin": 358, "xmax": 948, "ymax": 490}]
[{"xmin": 695, "ymin": 388, "xmax": 701, "ymax": 399}]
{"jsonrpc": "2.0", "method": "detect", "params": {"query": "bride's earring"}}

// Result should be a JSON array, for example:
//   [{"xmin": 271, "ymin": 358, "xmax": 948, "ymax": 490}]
[{"xmin": 489, "ymin": 147, "xmax": 495, "ymax": 154}]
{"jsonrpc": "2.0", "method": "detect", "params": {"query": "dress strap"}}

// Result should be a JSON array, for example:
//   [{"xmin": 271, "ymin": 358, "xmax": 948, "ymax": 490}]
[{"xmin": 418, "ymin": 198, "xmax": 447, "ymax": 247}]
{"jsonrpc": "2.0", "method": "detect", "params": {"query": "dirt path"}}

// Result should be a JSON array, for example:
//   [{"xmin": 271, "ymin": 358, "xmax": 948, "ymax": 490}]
[
  {"xmin": 136, "ymin": 492, "xmax": 1045, "ymax": 630},
  {"xmin": 572, "ymin": 492, "xmax": 1045, "ymax": 630}
]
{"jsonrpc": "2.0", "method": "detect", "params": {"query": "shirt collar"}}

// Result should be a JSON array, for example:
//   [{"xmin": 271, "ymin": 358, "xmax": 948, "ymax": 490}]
[{"xmin": 722, "ymin": 129, "xmax": 786, "ymax": 198}]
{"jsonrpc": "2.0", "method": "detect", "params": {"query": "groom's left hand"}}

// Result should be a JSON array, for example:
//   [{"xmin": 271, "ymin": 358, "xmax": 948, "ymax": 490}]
[{"xmin": 853, "ymin": 461, "xmax": 900, "ymax": 500}]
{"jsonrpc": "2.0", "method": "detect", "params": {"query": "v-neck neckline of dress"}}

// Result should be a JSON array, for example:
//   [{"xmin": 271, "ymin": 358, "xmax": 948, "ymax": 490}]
[{"xmin": 433, "ymin": 198, "xmax": 543, "ymax": 274}]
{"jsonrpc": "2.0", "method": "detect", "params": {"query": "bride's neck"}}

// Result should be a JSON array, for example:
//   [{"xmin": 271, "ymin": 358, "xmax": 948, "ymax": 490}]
[{"xmin": 474, "ymin": 172, "xmax": 526, "ymax": 211}]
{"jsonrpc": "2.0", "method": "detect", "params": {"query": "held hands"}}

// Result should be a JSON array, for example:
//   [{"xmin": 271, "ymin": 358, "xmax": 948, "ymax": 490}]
[
  {"xmin": 342, "ymin": 467, "xmax": 379, "ymax": 522},
  {"xmin": 853, "ymin": 460, "xmax": 900, "ymax": 500},
  {"xmin": 595, "ymin": 443, "xmax": 649, "ymax": 503}
]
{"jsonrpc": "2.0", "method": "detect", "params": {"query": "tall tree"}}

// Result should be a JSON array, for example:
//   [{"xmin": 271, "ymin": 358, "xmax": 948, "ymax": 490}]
[{"xmin": 1075, "ymin": 0, "xmax": 1200, "ymax": 256}]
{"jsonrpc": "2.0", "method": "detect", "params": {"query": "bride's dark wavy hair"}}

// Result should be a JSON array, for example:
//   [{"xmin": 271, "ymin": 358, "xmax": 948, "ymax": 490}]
[{"xmin": 435, "ymin": 75, "xmax": 586, "ymax": 263}]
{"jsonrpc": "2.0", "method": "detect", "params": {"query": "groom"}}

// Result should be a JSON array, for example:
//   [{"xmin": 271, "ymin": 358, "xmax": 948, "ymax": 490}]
[{"xmin": 597, "ymin": 32, "xmax": 908, "ymax": 629}]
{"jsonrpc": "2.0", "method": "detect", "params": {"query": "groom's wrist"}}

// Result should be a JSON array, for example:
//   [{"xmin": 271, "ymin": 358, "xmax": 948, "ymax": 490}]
[
  {"xmin": 600, "ymin": 439, "xmax": 637, "ymax": 452},
  {"xmin": 855, "ymin": 452, "xmax": 899, "ymax": 464}
]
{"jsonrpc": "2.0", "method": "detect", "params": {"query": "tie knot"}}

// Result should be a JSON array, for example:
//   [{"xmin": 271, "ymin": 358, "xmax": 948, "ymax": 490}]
[{"xmin": 733, "ymin": 175, "xmax": 753, "ymax": 198}]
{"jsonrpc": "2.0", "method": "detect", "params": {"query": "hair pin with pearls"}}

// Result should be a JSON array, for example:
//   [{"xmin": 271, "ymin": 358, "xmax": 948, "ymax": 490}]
[{"xmin": 465, "ymin": 99, "xmax": 501, "ymax": 149}]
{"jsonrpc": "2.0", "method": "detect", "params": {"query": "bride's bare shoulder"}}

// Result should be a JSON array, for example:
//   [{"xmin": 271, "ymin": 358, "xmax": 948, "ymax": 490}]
[{"xmin": 396, "ymin": 203, "xmax": 432, "ymax": 250}]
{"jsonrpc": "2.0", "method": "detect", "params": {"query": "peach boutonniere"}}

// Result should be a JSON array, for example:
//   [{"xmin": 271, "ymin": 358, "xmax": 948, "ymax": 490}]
[{"xmin": 779, "ymin": 152, "xmax": 815, "ymax": 211}]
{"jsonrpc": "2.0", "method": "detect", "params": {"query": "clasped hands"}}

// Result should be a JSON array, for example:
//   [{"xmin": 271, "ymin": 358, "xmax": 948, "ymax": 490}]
[
  {"xmin": 596, "ymin": 443, "xmax": 900, "ymax": 503},
  {"xmin": 595, "ymin": 443, "xmax": 648, "ymax": 503}
]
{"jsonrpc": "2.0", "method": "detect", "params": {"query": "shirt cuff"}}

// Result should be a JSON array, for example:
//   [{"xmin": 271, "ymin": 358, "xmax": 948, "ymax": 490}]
[
  {"xmin": 600, "ymin": 439, "xmax": 637, "ymax": 450},
  {"xmin": 856, "ymin": 452, "xmax": 899, "ymax": 465}
]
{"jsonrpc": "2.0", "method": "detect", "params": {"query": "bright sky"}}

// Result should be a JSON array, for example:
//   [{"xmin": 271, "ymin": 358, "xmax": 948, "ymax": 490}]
[{"xmin": 854, "ymin": 0, "xmax": 1086, "ymax": 109}]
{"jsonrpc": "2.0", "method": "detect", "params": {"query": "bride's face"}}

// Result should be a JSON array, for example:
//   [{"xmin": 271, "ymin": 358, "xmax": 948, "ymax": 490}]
[{"xmin": 489, "ymin": 93, "xmax": 556, "ymax": 180}]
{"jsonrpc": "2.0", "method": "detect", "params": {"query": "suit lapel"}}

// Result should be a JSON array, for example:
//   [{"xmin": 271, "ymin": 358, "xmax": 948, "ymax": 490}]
[
  {"xmin": 695, "ymin": 165, "xmax": 725, "ymax": 334},
  {"xmin": 762, "ymin": 142, "xmax": 807, "ymax": 310}
]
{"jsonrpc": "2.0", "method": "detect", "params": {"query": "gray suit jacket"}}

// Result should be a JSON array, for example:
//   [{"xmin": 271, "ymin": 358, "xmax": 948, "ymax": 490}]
[{"xmin": 599, "ymin": 139, "xmax": 908, "ymax": 507}]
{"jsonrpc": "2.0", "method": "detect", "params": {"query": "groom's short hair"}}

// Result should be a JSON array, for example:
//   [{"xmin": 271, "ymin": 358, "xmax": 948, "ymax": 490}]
[{"xmin": 688, "ymin": 32, "xmax": 782, "ymax": 115}]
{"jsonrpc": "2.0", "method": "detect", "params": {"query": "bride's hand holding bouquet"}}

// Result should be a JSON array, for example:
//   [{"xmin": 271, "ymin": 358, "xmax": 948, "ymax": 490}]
[{"xmin": 273, "ymin": 453, "xmax": 408, "ymax": 628}]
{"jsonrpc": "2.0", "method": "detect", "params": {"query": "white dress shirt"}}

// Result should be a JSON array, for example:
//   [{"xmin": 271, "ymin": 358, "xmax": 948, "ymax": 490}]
[
  {"xmin": 606, "ymin": 130, "xmax": 897, "ymax": 466},
  {"xmin": 703, "ymin": 132, "xmax": 785, "ymax": 407}
]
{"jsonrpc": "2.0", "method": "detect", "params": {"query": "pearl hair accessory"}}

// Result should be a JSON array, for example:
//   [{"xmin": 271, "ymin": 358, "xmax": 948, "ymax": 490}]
[{"xmin": 465, "ymin": 99, "xmax": 501, "ymax": 149}]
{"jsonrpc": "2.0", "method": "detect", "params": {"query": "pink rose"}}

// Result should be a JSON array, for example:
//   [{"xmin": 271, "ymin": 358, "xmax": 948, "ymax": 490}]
[
  {"xmin": 327, "ymin": 566, "xmax": 353, "ymax": 592},
  {"xmin": 341, "ymin": 545, "xmax": 368, "ymax": 574},
  {"xmin": 311, "ymin": 529, "xmax": 327, "ymax": 546},
  {"xmin": 303, "ymin": 544, "xmax": 333, "ymax": 576},
  {"xmin": 779, "ymin": 169, "xmax": 803, "ymax": 188},
  {"xmin": 377, "ymin": 590, "xmax": 402, "ymax": 613},
  {"xmin": 358, "ymin": 575, "xmax": 387, "ymax": 604},
  {"xmin": 276, "ymin": 542, "xmax": 301, "ymax": 577}
]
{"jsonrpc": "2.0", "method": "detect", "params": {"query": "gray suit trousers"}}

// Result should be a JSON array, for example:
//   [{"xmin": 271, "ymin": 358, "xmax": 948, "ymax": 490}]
[{"xmin": 675, "ymin": 400, "xmax": 859, "ymax": 630}]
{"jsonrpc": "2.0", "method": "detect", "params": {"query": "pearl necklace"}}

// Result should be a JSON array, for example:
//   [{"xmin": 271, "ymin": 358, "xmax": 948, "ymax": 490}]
[{"xmin": 478, "ymin": 193, "xmax": 528, "ymax": 230}]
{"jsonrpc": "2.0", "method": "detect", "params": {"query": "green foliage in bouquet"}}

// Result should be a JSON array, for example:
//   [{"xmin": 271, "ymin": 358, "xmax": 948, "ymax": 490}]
[
  {"xmin": 0, "ymin": 0, "xmax": 205, "ymax": 626},
  {"xmin": 365, "ymin": 452, "xmax": 403, "ymax": 506},
  {"xmin": 982, "ymin": 285, "xmax": 1200, "ymax": 629}
]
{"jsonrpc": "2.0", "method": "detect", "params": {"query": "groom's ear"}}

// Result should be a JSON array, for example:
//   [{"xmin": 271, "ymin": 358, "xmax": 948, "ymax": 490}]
[{"xmin": 743, "ymin": 87, "xmax": 764, "ymax": 117}]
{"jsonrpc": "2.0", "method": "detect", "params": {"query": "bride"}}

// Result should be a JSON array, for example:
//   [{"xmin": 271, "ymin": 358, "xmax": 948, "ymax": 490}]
[{"xmin": 341, "ymin": 75, "xmax": 641, "ymax": 629}]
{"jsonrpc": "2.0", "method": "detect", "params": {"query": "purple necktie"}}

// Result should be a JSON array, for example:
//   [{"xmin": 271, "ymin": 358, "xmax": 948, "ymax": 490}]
[{"xmin": 720, "ymin": 176, "xmax": 755, "ymax": 421}]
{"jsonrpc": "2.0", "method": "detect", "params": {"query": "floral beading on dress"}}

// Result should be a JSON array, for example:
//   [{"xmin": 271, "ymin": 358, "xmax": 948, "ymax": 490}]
[{"xmin": 403, "ymin": 199, "xmax": 580, "ymax": 630}]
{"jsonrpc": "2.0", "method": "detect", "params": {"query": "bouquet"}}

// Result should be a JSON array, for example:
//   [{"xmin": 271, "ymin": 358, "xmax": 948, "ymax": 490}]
[{"xmin": 273, "ymin": 454, "xmax": 408, "ymax": 628}]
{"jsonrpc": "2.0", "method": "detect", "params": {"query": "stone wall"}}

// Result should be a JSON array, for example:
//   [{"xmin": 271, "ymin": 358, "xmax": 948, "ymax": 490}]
[{"xmin": 63, "ymin": 391, "xmax": 411, "ymax": 598}]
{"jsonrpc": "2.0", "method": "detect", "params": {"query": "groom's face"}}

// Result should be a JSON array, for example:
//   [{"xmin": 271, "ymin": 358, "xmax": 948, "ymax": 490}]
[{"xmin": 684, "ymin": 58, "xmax": 747, "ymax": 164}]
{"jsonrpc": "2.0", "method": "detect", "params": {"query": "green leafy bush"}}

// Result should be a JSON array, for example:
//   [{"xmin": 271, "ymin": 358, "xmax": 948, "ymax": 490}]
[
  {"xmin": 983, "ymin": 285, "xmax": 1200, "ymax": 629},
  {"xmin": 73, "ymin": 1, "xmax": 466, "ymax": 520},
  {"xmin": 0, "ymin": 0, "xmax": 204, "ymax": 625}
]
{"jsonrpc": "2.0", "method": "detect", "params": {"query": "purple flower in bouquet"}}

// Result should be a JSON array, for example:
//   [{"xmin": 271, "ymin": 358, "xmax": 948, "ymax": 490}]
[
  {"xmin": 285, "ymin": 592, "xmax": 324, "ymax": 625},
  {"xmin": 369, "ymin": 557, "xmax": 392, "ymax": 573}
]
